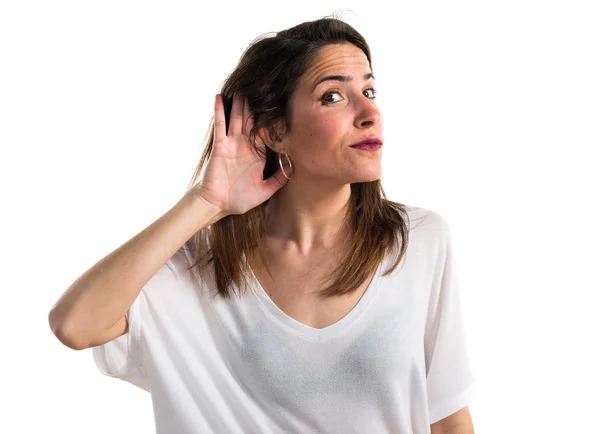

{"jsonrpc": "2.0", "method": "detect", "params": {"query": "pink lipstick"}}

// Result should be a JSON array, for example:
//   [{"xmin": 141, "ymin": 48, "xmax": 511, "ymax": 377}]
[{"xmin": 350, "ymin": 137, "xmax": 383, "ymax": 151}]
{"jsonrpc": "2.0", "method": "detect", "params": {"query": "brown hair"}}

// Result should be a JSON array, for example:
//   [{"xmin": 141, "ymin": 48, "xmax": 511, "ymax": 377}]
[{"xmin": 184, "ymin": 14, "xmax": 411, "ymax": 300}]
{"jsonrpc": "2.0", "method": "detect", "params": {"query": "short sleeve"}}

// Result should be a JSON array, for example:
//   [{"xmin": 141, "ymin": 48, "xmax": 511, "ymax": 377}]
[
  {"xmin": 424, "ymin": 222, "xmax": 477, "ymax": 424},
  {"xmin": 91, "ymin": 290, "xmax": 150, "ymax": 392}
]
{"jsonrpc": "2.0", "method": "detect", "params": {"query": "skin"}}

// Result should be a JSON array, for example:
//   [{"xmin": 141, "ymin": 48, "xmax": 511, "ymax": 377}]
[
  {"xmin": 257, "ymin": 42, "xmax": 383, "ymax": 255},
  {"xmin": 431, "ymin": 406, "xmax": 474, "ymax": 433}
]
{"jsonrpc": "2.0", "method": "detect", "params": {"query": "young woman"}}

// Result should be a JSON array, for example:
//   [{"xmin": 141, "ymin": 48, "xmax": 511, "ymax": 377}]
[{"xmin": 49, "ymin": 16, "xmax": 476, "ymax": 434}]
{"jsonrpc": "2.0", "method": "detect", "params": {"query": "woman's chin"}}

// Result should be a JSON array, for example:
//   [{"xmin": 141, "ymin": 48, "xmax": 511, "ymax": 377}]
[{"xmin": 350, "ymin": 171, "xmax": 382, "ymax": 183}]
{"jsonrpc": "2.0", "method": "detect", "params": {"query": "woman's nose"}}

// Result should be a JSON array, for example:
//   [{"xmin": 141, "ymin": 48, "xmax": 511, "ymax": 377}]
[{"xmin": 355, "ymin": 100, "xmax": 381, "ymax": 128}]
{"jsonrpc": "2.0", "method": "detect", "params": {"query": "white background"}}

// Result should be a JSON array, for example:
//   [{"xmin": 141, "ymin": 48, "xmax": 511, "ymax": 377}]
[{"xmin": 1, "ymin": 1, "xmax": 598, "ymax": 433}]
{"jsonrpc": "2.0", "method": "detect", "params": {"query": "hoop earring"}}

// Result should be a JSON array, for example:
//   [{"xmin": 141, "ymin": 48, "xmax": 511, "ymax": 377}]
[{"xmin": 278, "ymin": 152, "xmax": 293, "ymax": 180}]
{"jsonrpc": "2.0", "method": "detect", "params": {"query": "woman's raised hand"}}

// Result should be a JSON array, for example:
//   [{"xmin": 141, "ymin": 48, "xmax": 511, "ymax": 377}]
[{"xmin": 190, "ymin": 93, "xmax": 289, "ymax": 217}]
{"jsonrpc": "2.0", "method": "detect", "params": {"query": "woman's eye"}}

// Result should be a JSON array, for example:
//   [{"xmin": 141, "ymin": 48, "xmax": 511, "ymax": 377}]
[
  {"xmin": 364, "ymin": 88, "xmax": 378, "ymax": 98},
  {"xmin": 322, "ymin": 91, "xmax": 342, "ymax": 104},
  {"xmin": 322, "ymin": 88, "xmax": 378, "ymax": 104}
]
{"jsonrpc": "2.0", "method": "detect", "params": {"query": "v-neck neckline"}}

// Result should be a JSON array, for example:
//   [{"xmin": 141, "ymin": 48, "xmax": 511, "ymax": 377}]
[{"xmin": 244, "ymin": 253, "xmax": 384, "ymax": 341}]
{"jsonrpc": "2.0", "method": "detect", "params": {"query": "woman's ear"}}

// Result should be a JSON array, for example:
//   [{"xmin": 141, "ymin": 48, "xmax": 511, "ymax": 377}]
[
  {"xmin": 257, "ymin": 123, "xmax": 285, "ymax": 153},
  {"xmin": 256, "ymin": 128, "xmax": 271, "ymax": 150}
]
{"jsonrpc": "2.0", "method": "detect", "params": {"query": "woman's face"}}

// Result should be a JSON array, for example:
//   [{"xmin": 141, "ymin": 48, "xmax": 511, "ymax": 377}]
[{"xmin": 279, "ymin": 42, "xmax": 383, "ymax": 184}]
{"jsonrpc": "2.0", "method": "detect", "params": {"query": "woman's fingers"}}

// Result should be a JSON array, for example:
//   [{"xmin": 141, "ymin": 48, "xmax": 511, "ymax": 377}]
[
  {"xmin": 213, "ymin": 94, "xmax": 226, "ymax": 142},
  {"xmin": 214, "ymin": 93, "xmax": 254, "ymax": 146},
  {"xmin": 228, "ymin": 93, "xmax": 244, "ymax": 137},
  {"xmin": 242, "ymin": 96, "xmax": 251, "ymax": 136}
]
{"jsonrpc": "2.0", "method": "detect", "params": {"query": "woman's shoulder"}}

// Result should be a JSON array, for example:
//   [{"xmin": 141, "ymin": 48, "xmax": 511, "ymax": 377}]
[{"xmin": 403, "ymin": 204, "xmax": 451, "ymax": 232}]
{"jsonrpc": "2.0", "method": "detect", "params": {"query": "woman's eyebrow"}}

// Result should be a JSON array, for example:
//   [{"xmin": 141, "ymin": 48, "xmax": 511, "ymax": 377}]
[{"xmin": 312, "ymin": 72, "xmax": 375, "ymax": 92}]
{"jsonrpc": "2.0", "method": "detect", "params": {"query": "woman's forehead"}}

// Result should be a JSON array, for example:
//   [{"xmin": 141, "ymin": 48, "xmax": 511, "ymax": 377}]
[{"xmin": 300, "ymin": 44, "xmax": 371, "ymax": 91}]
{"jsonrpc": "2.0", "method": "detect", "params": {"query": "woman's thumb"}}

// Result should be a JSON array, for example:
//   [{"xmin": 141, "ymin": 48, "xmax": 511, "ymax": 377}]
[{"xmin": 262, "ymin": 166, "xmax": 289, "ymax": 196}]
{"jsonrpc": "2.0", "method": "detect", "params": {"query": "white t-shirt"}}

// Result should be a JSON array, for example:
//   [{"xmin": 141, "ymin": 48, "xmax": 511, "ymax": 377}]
[{"xmin": 92, "ymin": 206, "xmax": 477, "ymax": 433}]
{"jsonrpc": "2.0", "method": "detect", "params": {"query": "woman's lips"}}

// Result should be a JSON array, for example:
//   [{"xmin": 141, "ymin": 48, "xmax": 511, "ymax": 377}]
[{"xmin": 350, "ymin": 143, "xmax": 382, "ymax": 151}]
